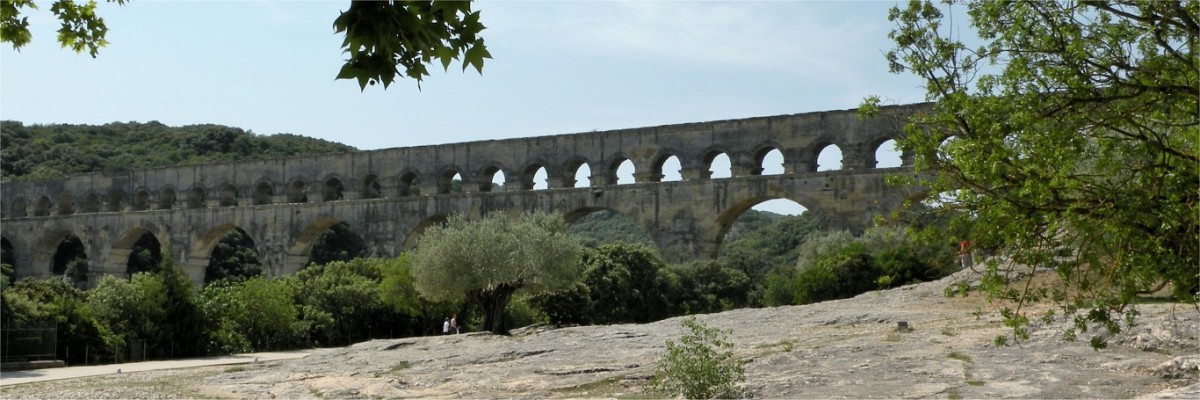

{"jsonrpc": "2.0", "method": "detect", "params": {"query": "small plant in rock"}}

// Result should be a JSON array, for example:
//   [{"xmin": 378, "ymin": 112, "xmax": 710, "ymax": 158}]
[{"xmin": 647, "ymin": 317, "xmax": 750, "ymax": 399}]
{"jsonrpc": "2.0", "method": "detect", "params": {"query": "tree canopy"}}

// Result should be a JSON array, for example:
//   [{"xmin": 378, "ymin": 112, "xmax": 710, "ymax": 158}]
[
  {"xmin": 867, "ymin": 0, "xmax": 1197, "ymax": 346},
  {"xmin": 409, "ymin": 212, "xmax": 582, "ymax": 334},
  {"xmin": 0, "ymin": 0, "xmax": 489, "ymax": 90}
]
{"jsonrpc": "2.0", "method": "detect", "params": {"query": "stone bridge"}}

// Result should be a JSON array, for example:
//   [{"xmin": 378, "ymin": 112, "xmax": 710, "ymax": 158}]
[{"xmin": 0, "ymin": 103, "xmax": 928, "ymax": 286}]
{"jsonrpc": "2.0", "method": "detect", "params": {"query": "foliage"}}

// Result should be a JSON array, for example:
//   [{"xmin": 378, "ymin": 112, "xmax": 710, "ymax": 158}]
[
  {"xmin": 567, "ymin": 209, "xmax": 654, "ymax": 248},
  {"xmin": 204, "ymin": 229, "xmax": 262, "ymax": 285},
  {"xmin": 409, "ymin": 212, "xmax": 582, "ymax": 334},
  {"xmin": 378, "ymin": 253, "xmax": 454, "ymax": 336},
  {"xmin": 502, "ymin": 296, "xmax": 546, "ymax": 331},
  {"xmin": 198, "ymin": 277, "xmax": 302, "ymax": 353},
  {"xmin": 1, "ymin": 276, "xmax": 109, "ymax": 364},
  {"xmin": 0, "ymin": 0, "xmax": 129, "ymax": 57},
  {"xmin": 85, "ymin": 273, "xmax": 166, "ymax": 361},
  {"xmin": 668, "ymin": 260, "xmax": 753, "ymax": 315},
  {"xmin": 1, "ymin": 120, "xmax": 355, "ymax": 182},
  {"xmin": 647, "ymin": 317, "xmax": 749, "ymax": 399},
  {"xmin": 871, "ymin": 0, "xmax": 1198, "ymax": 347},
  {"xmin": 286, "ymin": 258, "xmax": 394, "ymax": 346},
  {"xmin": 766, "ymin": 227, "xmax": 956, "ymax": 306},
  {"xmin": 720, "ymin": 210, "xmax": 820, "ymax": 269},
  {"xmin": 125, "ymin": 232, "xmax": 161, "ymax": 275},
  {"xmin": 307, "ymin": 222, "xmax": 369, "ymax": 266},
  {"xmin": 334, "ymin": 0, "xmax": 491, "ymax": 90},
  {"xmin": 528, "ymin": 281, "xmax": 592, "ymax": 326},
  {"xmin": 50, "ymin": 234, "xmax": 88, "ymax": 288},
  {"xmin": 148, "ymin": 262, "xmax": 207, "ymax": 359},
  {"xmin": 578, "ymin": 243, "xmax": 675, "ymax": 324}
]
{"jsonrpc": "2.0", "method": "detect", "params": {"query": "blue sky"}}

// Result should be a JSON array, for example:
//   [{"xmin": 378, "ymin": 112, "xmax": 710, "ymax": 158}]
[{"xmin": 0, "ymin": 0, "xmax": 926, "ymax": 214}]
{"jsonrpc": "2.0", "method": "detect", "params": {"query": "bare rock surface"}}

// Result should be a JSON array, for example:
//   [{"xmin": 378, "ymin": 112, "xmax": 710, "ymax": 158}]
[{"xmin": 3, "ymin": 266, "xmax": 1197, "ymax": 399}]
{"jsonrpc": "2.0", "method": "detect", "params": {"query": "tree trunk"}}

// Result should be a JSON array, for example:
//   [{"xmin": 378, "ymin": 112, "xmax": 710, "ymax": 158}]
[{"xmin": 468, "ymin": 283, "xmax": 521, "ymax": 334}]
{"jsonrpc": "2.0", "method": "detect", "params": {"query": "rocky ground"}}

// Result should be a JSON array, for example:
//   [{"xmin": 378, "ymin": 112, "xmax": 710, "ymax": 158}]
[{"xmin": 2, "ymin": 262, "xmax": 1197, "ymax": 399}]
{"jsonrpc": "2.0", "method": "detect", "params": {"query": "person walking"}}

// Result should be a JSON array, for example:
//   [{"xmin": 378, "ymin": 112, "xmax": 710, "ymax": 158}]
[
  {"xmin": 960, "ymin": 240, "xmax": 973, "ymax": 269},
  {"xmin": 443, "ymin": 317, "xmax": 451, "ymax": 335},
  {"xmin": 450, "ymin": 314, "xmax": 459, "ymax": 334}
]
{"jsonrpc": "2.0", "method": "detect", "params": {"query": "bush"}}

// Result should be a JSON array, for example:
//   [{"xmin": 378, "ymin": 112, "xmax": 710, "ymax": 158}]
[
  {"xmin": 580, "ymin": 243, "xmax": 676, "ymax": 324},
  {"xmin": 669, "ymin": 261, "xmax": 752, "ymax": 314},
  {"xmin": 199, "ymin": 277, "xmax": 303, "ymax": 353},
  {"xmin": 766, "ymin": 227, "xmax": 957, "ymax": 306},
  {"xmin": 647, "ymin": 317, "xmax": 750, "ymax": 399},
  {"xmin": 529, "ymin": 281, "xmax": 592, "ymax": 326}
]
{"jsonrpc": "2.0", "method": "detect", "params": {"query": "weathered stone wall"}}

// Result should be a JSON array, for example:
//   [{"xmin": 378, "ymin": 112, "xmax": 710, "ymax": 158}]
[{"xmin": 0, "ymin": 103, "xmax": 928, "ymax": 286}]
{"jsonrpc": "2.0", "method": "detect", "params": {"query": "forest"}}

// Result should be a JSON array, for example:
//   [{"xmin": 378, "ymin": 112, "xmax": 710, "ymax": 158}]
[
  {"xmin": 0, "ymin": 120, "xmax": 355, "ymax": 182},
  {"xmin": 0, "ymin": 120, "xmax": 958, "ymax": 365}
]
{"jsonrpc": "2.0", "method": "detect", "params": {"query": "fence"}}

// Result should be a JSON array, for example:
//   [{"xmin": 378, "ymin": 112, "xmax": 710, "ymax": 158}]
[{"xmin": 1, "ymin": 321, "xmax": 57, "ymax": 363}]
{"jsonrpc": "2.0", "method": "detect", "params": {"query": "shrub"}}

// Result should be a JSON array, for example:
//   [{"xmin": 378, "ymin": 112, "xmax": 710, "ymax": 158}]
[{"xmin": 647, "ymin": 317, "xmax": 750, "ymax": 399}]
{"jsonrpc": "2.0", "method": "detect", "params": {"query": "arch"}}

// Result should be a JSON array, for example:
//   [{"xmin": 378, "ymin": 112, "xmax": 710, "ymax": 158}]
[
  {"xmin": 287, "ymin": 179, "xmax": 308, "ymax": 203},
  {"xmin": 572, "ymin": 162, "xmax": 592, "ymax": 188},
  {"xmin": 307, "ymin": 222, "xmax": 369, "ymax": 267},
  {"xmin": 652, "ymin": 153, "xmax": 683, "ymax": 182},
  {"xmin": 132, "ymin": 188, "xmax": 151, "ymax": 211},
  {"xmin": 323, "ymin": 177, "xmax": 345, "ymax": 201},
  {"xmin": 756, "ymin": 147, "xmax": 785, "ymax": 176},
  {"xmin": 33, "ymin": 196, "xmax": 51, "ymax": 217},
  {"xmin": 480, "ymin": 165, "xmax": 506, "ymax": 192},
  {"xmin": 49, "ymin": 233, "xmax": 88, "ymax": 289},
  {"xmin": 288, "ymin": 217, "xmax": 347, "ymax": 271},
  {"xmin": 438, "ymin": 168, "xmax": 463, "ymax": 194},
  {"xmin": 514, "ymin": 163, "xmax": 548, "ymax": 190},
  {"xmin": 609, "ymin": 156, "xmax": 636, "ymax": 185},
  {"xmin": 158, "ymin": 187, "xmax": 176, "ymax": 209},
  {"xmin": 401, "ymin": 213, "xmax": 451, "ymax": 250},
  {"xmin": 106, "ymin": 189, "xmax": 125, "ymax": 212},
  {"xmin": 56, "ymin": 194, "xmax": 75, "ymax": 215},
  {"xmin": 398, "ymin": 171, "xmax": 420, "ymax": 196},
  {"xmin": 189, "ymin": 224, "xmax": 261, "ymax": 285},
  {"xmin": 361, "ymin": 174, "xmax": 383, "ymax": 199},
  {"xmin": 816, "ymin": 144, "xmax": 844, "ymax": 171},
  {"xmin": 535, "ymin": 168, "xmax": 550, "ymax": 190},
  {"xmin": 705, "ymin": 151, "xmax": 732, "ymax": 179},
  {"xmin": 110, "ymin": 226, "xmax": 162, "ymax": 276},
  {"xmin": 707, "ymin": 192, "xmax": 823, "ymax": 258},
  {"xmin": 218, "ymin": 183, "xmax": 239, "ymax": 207},
  {"xmin": 10, "ymin": 198, "xmax": 26, "ymax": 218},
  {"xmin": 33, "ymin": 229, "xmax": 81, "ymax": 278},
  {"xmin": 253, "ymin": 181, "xmax": 274, "ymax": 205},
  {"xmin": 187, "ymin": 186, "xmax": 206, "ymax": 209},
  {"xmin": 873, "ymin": 139, "xmax": 903, "ymax": 168},
  {"xmin": 80, "ymin": 192, "xmax": 100, "ymax": 213}
]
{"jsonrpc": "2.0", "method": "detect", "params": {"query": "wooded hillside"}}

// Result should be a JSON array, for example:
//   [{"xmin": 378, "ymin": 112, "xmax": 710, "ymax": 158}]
[{"xmin": 0, "ymin": 120, "xmax": 356, "ymax": 182}]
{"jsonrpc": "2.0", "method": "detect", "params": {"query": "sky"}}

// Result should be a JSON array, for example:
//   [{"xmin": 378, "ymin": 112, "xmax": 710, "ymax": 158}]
[{"xmin": 0, "ymin": 0, "xmax": 928, "ymax": 215}]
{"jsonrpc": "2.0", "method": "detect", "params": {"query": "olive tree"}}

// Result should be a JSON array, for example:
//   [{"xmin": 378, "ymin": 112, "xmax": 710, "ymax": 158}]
[
  {"xmin": 409, "ymin": 212, "xmax": 582, "ymax": 334},
  {"xmin": 866, "ymin": 0, "xmax": 1197, "ymax": 347}
]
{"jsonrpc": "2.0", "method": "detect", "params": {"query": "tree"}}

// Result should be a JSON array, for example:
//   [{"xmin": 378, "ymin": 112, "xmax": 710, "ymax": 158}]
[
  {"xmin": 1, "ymin": 0, "xmax": 128, "ymax": 57},
  {"xmin": 334, "ymin": 1, "xmax": 490, "ymax": 90},
  {"xmin": 286, "ymin": 258, "xmax": 391, "ymax": 346},
  {"xmin": 579, "ymin": 243, "xmax": 676, "ymax": 324},
  {"xmin": 1, "ymin": 1, "xmax": 489, "ymax": 90},
  {"xmin": 408, "ymin": 212, "xmax": 582, "ymax": 334},
  {"xmin": 867, "ymin": 0, "xmax": 1197, "ymax": 347}
]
